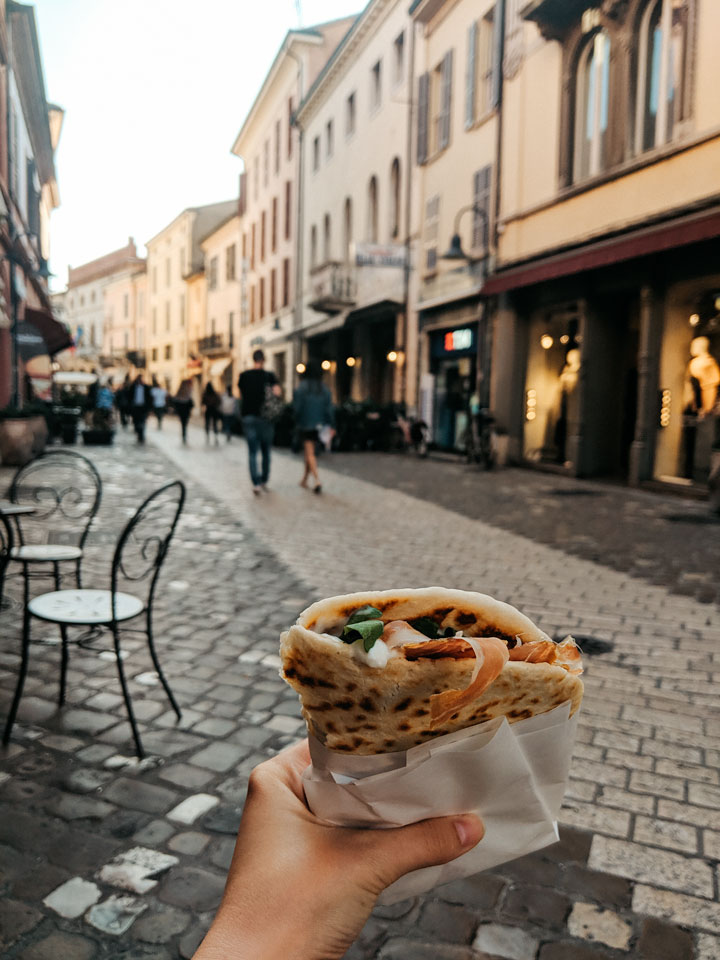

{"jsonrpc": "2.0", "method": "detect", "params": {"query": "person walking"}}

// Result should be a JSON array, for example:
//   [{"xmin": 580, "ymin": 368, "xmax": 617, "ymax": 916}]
[
  {"xmin": 293, "ymin": 360, "xmax": 335, "ymax": 494},
  {"xmin": 173, "ymin": 379, "xmax": 194, "ymax": 445},
  {"xmin": 202, "ymin": 382, "xmax": 221, "ymax": 443},
  {"xmin": 129, "ymin": 373, "xmax": 152, "ymax": 444},
  {"xmin": 115, "ymin": 374, "xmax": 131, "ymax": 428},
  {"xmin": 238, "ymin": 349, "xmax": 281, "ymax": 495},
  {"xmin": 150, "ymin": 376, "xmax": 168, "ymax": 430},
  {"xmin": 219, "ymin": 385, "xmax": 238, "ymax": 442}
]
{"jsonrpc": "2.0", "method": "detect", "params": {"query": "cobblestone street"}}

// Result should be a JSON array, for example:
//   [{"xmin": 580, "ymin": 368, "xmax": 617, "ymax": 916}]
[{"xmin": 1, "ymin": 424, "xmax": 720, "ymax": 959}]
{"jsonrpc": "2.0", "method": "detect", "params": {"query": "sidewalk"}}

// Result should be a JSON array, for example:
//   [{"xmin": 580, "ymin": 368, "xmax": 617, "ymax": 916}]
[{"xmin": 0, "ymin": 425, "xmax": 719, "ymax": 959}]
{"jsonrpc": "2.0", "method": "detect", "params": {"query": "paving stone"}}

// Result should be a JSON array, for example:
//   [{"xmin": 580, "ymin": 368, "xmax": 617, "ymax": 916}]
[
  {"xmin": 500, "ymin": 882, "xmax": 571, "ymax": 929},
  {"xmin": 156, "ymin": 763, "xmax": 215, "ymax": 789},
  {"xmin": 188, "ymin": 742, "xmax": 247, "ymax": 773},
  {"xmin": 636, "ymin": 917, "xmax": 694, "ymax": 959},
  {"xmin": 538, "ymin": 942, "xmax": 618, "ymax": 960},
  {"xmin": 567, "ymin": 902, "xmax": 632, "ymax": 950},
  {"xmin": 178, "ymin": 923, "xmax": 209, "ymax": 960},
  {"xmin": 157, "ymin": 866, "xmax": 225, "ymax": 911},
  {"xmin": 76, "ymin": 744, "xmax": 116, "ymax": 764},
  {"xmin": 17, "ymin": 931, "xmax": 97, "ymax": 960},
  {"xmin": 102, "ymin": 777, "xmax": 177, "ymax": 814},
  {"xmin": 167, "ymin": 793, "xmax": 219, "ymax": 825},
  {"xmin": 634, "ymin": 815, "xmax": 698, "ymax": 853},
  {"xmin": 437, "ymin": 873, "xmax": 506, "ymax": 910},
  {"xmin": 0, "ymin": 899, "xmax": 43, "ymax": 950},
  {"xmin": 132, "ymin": 902, "xmax": 192, "ymax": 943},
  {"xmin": 86, "ymin": 894, "xmax": 147, "ymax": 936},
  {"xmin": 208, "ymin": 836, "xmax": 235, "ymax": 871},
  {"xmin": 378, "ymin": 940, "xmax": 474, "ymax": 960},
  {"xmin": 46, "ymin": 827, "xmax": 120, "ymax": 874},
  {"xmin": 15, "ymin": 696, "xmax": 57, "ymax": 724},
  {"xmin": 202, "ymin": 804, "xmax": 242, "ymax": 835},
  {"xmin": 62, "ymin": 768, "xmax": 114, "ymax": 794},
  {"xmin": 697, "ymin": 933, "xmax": 720, "ymax": 960},
  {"xmin": 542, "ymin": 826, "xmax": 593, "ymax": 865},
  {"xmin": 42, "ymin": 733, "xmax": 85, "ymax": 752},
  {"xmin": 84, "ymin": 691, "xmax": 125, "ymax": 711},
  {"xmin": 43, "ymin": 876, "xmax": 101, "ymax": 918},
  {"xmin": 472, "ymin": 922, "xmax": 539, "ymax": 960},
  {"xmin": 632, "ymin": 884, "xmax": 720, "ymax": 935},
  {"xmin": 59, "ymin": 709, "xmax": 117, "ymax": 735},
  {"xmin": 192, "ymin": 718, "xmax": 237, "ymax": 737},
  {"xmin": 168, "ymin": 832, "xmax": 210, "ymax": 856},
  {"xmin": 589, "ymin": 835, "xmax": 713, "ymax": 898},
  {"xmin": 46, "ymin": 792, "xmax": 116, "ymax": 821},
  {"xmin": 557, "ymin": 864, "xmax": 632, "ymax": 910},
  {"xmin": 418, "ymin": 901, "xmax": 477, "ymax": 943},
  {"xmin": 96, "ymin": 847, "xmax": 179, "ymax": 894},
  {"xmin": 133, "ymin": 819, "xmax": 176, "ymax": 845},
  {"xmin": 136, "ymin": 729, "xmax": 205, "ymax": 757}
]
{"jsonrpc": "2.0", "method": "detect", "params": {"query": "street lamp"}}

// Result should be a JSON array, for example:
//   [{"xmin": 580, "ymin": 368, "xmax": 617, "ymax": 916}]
[{"xmin": 441, "ymin": 204, "xmax": 490, "ymax": 263}]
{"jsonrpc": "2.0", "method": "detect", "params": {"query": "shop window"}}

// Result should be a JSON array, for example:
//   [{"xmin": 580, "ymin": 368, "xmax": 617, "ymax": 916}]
[
  {"xmin": 634, "ymin": 0, "xmax": 690, "ymax": 154},
  {"xmin": 573, "ymin": 30, "xmax": 611, "ymax": 182}
]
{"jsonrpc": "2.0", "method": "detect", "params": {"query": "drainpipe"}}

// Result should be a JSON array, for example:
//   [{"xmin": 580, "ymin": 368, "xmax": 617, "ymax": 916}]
[
  {"xmin": 287, "ymin": 44, "xmax": 305, "ymax": 387},
  {"xmin": 401, "ymin": 19, "xmax": 417, "ymax": 407}
]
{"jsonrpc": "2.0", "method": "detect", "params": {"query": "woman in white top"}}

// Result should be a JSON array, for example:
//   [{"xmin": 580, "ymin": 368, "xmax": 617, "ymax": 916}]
[{"xmin": 150, "ymin": 376, "xmax": 168, "ymax": 429}]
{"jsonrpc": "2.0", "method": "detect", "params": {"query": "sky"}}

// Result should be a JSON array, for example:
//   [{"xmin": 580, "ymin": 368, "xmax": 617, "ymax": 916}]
[{"xmin": 31, "ymin": 0, "xmax": 362, "ymax": 291}]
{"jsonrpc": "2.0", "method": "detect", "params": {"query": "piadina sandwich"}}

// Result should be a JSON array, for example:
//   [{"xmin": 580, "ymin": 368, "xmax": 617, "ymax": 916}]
[{"xmin": 280, "ymin": 588, "xmax": 583, "ymax": 755}]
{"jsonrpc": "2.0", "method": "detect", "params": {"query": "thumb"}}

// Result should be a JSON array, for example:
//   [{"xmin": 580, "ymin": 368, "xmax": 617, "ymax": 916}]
[{"xmin": 362, "ymin": 814, "xmax": 484, "ymax": 888}]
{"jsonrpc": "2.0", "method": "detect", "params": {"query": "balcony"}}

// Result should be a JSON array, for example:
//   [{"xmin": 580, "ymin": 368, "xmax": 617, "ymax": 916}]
[
  {"xmin": 126, "ymin": 350, "xmax": 146, "ymax": 368},
  {"xmin": 309, "ymin": 262, "xmax": 357, "ymax": 314},
  {"xmin": 197, "ymin": 333, "xmax": 227, "ymax": 356}
]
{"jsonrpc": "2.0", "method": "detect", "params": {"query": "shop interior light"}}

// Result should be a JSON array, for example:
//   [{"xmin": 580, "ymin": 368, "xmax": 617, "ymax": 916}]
[
  {"xmin": 346, "ymin": 356, "xmax": 356, "ymax": 367},
  {"xmin": 715, "ymin": 296, "xmax": 720, "ymax": 312},
  {"xmin": 321, "ymin": 359, "xmax": 331, "ymax": 371},
  {"xmin": 540, "ymin": 335, "xmax": 554, "ymax": 350},
  {"xmin": 560, "ymin": 334, "xmax": 570, "ymax": 345},
  {"xmin": 689, "ymin": 313, "xmax": 700, "ymax": 327},
  {"xmin": 387, "ymin": 350, "xmax": 398, "ymax": 362},
  {"xmin": 296, "ymin": 362, "xmax": 306, "ymax": 374},
  {"xmin": 525, "ymin": 388, "xmax": 537, "ymax": 421},
  {"xmin": 660, "ymin": 389, "xmax": 671, "ymax": 427}
]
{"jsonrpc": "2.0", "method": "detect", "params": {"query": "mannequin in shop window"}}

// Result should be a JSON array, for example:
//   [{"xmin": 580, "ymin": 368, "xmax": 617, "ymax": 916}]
[
  {"xmin": 682, "ymin": 336, "xmax": 720, "ymax": 480},
  {"xmin": 553, "ymin": 348, "xmax": 581, "ymax": 464}
]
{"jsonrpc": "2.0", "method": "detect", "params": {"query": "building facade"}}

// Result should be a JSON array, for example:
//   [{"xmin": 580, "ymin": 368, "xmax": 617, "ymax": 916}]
[
  {"xmin": 482, "ymin": 0, "xmax": 720, "ymax": 493},
  {"xmin": 103, "ymin": 263, "xmax": 147, "ymax": 374},
  {"xmin": 198, "ymin": 212, "xmax": 241, "ymax": 390},
  {"xmin": 296, "ymin": 0, "xmax": 413, "ymax": 406},
  {"xmin": 145, "ymin": 200, "xmax": 236, "ymax": 391},
  {"xmin": 231, "ymin": 17, "xmax": 356, "ymax": 398}
]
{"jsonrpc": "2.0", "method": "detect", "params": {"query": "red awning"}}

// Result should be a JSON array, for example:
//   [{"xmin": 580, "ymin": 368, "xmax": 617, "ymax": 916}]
[
  {"xmin": 483, "ymin": 205, "xmax": 720, "ymax": 296},
  {"xmin": 24, "ymin": 306, "xmax": 73, "ymax": 356}
]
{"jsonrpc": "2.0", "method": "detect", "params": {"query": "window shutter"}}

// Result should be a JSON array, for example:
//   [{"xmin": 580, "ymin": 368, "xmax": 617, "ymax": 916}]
[
  {"xmin": 440, "ymin": 50, "xmax": 453, "ymax": 150},
  {"xmin": 466, "ymin": 22, "xmax": 478, "ymax": 129},
  {"xmin": 417, "ymin": 72, "xmax": 429, "ymax": 165},
  {"xmin": 491, "ymin": 1, "xmax": 503, "ymax": 108},
  {"xmin": 472, "ymin": 165, "xmax": 491, "ymax": 248}
]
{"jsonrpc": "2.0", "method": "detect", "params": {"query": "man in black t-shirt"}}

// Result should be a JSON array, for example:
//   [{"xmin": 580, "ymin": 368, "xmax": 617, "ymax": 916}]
[{"xmin": 238, "ymin": 349, "xmax": 281, "ymax": 494}]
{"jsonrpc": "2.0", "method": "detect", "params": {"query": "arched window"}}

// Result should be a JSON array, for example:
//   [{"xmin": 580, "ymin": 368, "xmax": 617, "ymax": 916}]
[
  {"xmin": 323, "ymin": 213, "xmax": 331, "ymax": 262},
  {"xmin": 343, "ymin": 197, "xmax": 353, "ymax": 262},
  {"xmin": 310, "ymin": 224, "xmax": 317, "ymax": 270},
  {"xmin": 573, "ymin": 30, "xmax": 611, "ymax": 182},
  {"xmin": 390, "ymin": 158, "xmax": 401, "ymax": 239},
  {"xmin": 635, "ymin": 0, "xmax": 689, "ymax": 153},
  {"xmin": 367, "ymin": 175, "xmax": 378, "ymax": 243}
]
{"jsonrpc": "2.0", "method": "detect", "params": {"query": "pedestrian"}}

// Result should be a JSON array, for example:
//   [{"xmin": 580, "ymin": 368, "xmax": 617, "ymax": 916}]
[
  {"xmin": 192, "ymin": 740, "xmax": 483, "ymax": 960},
  {"xmin": 129, "ymin": 373, "xmax": 151, "ymax": 444},
  {"xmin": 201, "ymin": 382, "xmax": 221, "ymax": 443},
  {"xmin": 115, "ymin": 374, "xmax": 131, "ymax": 428},
  {"xmin": 172, "ymin": 379, "xmax": 194, "ymax": 445},
  {"xmin": 150, "ymin": 376, "xmax": 168, "ymax": 430},
  {"xmin": 293, "ymin": 360, "xmax": 335, "ymax": 494},
  {"xmin": 219, "ymin": 385, "xmax": 238, "ymax": 442},
  {"xmin": 238, "ymin": 349, "xmax": 282, "ymax": 495}
]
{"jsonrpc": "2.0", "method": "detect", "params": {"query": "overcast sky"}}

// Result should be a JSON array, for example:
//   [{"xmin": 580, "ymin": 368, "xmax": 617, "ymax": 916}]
[{"xmin": 31, "ymin": 0, "xmax": 361, "ymax": 290}]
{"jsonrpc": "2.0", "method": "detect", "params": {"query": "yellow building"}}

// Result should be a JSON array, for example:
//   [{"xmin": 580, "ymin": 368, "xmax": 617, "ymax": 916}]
[
  {"xmin": 198, "ymin": 212, "xmax": 241, "ymax": 391},
  {"xmin": 482, "ymin": 0, "xmax": 720, "ymax": 491},
  {"xmin": 103, "ymin": 263, "xmax": 147, "ymax": 380}
]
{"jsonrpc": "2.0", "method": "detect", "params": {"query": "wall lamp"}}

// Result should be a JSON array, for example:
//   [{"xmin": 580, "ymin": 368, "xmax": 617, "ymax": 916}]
[{"xmin": 441, "ymin": 203, "xmax": 490, "ymax": 262}]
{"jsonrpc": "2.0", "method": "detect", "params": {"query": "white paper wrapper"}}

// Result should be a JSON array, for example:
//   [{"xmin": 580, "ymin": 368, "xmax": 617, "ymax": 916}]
[{"xmin": 303, "ymin": 701, "xmax": 579, "ymax": 904}]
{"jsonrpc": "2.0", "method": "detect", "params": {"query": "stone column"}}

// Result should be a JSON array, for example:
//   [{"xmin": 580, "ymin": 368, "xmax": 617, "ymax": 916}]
[{"xmin": 629, "ymin": 284, "xmax": 662, "ymax": 485}]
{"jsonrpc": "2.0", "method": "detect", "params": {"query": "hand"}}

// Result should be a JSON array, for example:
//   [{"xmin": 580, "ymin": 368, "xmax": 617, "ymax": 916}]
[{"xmin": 194, "ymin": 740, "xmax": 484, "ymax": 960}]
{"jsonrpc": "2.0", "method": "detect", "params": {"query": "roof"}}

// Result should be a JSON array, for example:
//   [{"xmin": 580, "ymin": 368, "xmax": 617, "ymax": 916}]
[{"xmin": 198, "ymin": 211, "xmax": 240, "ymax": 247}]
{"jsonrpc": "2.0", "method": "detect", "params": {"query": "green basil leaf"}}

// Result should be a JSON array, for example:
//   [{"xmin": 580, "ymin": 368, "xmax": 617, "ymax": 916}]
[
  {"xmin": 409, "ymin": 617, "xmax": 441, "ymax": 639},
  {"xmin": 341, "ymin": 619, "xmax": 384, "ymax": 650},
  {"xmin": 347, "ymin": 605, "xmax": 383, "ymax": 625}
]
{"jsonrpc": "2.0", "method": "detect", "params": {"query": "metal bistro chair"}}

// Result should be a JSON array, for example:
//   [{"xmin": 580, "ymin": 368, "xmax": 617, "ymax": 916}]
[
  {"xmin": 2, "ymin": 480, "xmax": 186, "ymax": 758},
  {"xmin": 7, "ymin": 449, "xmax": 102, "ymax": 597},
  {"xmin": 0, "ymin": 511, "xmax": 14, "ymax": 608}
]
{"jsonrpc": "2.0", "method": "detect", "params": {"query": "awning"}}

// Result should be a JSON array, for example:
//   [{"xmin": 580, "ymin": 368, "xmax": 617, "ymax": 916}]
[
  {"xmin": 16, "ymin": 320, "xmax": 47, "ymax": 360},
  {"xmin": 483, "ymin": 204, "xmax": 720, "ymax": 296},
  {"xmin": 304, "ymin": 312, "xmax": 347, "ymax": 339},
  {"xmin": 209, "ymin": 357, "xmax": 231, "ymax": 378},
  {"xmin": 25, "ymin": 307, "xmax": 74, "ymax": 355}
]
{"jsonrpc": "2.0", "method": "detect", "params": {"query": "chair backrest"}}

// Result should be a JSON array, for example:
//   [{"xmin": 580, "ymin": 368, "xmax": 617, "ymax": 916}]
[
  {"xmin": 111, "ymin": 480, "xmax": 185, "ymax": 613},
  {"xmin": 10, "ymin": 450, "xmax": 102, "ymax": 548}
]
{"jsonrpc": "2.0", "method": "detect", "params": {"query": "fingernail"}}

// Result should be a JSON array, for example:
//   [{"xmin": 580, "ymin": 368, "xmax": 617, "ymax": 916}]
[{"xmin": 454, "ymin": 816, "xmax": 481, "ymax": 848}]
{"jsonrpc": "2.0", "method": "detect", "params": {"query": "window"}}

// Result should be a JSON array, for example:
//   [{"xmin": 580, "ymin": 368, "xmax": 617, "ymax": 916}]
[
  {"xmin": 152, "ymin": 267, "xmax": 157, "ymax": 293},
  {"xmin": 393, "ymin": 31, "xmax": 405, "ymax": 85},
  {"xmin": 284, "ymin": 181, "xmax": 292, "ymax": 240},
  {"xmin": 344, "ymin": 197, "xmax": 353, "ymax": 261},
  {"xmin": 250, "ymin": 285, "xmax": 256, "ymax": 324},
  {"xmin": 271, "ymin": 197, "xmax": 278, "ymax": 252},
  {"xmin": 370, "ymin": 60, "xmax": 382, "ymax": 111},
  {"xmin": 263, "ymin": 139, "xmax": 269, "ymax": 187},
  {"xmin": 431, "ymin": 52, "xmax": 454, "ymax": 154},
  {"xmin": 389, "ymin": 158, "xmax": 401, "ymax": 239},
  {"xmin": 91, "ymin": 290, "xmax": 96, "ymax": 303},
  {"xmin": 138, "ymin": 292, "xmax": 144, "ymax": 316},
  {"xmin": 165, "ymin": 301, "xmax": 171, "ymax": 331},
  {"xmin": 282, "ymin": 257, "xmax": 290, "ymax": 307},
  {"xmin": 165, "ymin": 258, "xmax": 171, "ymax": 286},
  {"xmin": 165, "ymin": 344, "xmax": 172, "ymax": 360},
  {"xmin": 326, "ymin": 119, "xmax": 334, "ymax": 159},
  {"xmin": 123, "ymin": 293, "xmax": 129, "ymax": 318},
  {"xmin": 288, "ymin": 97, "xmax": 294, "ymax": 158},
  {"xmin": 210, "ymin": 317, "xmax": 216, "ymax": 335},
  {"xmin": 259, "ymin": 277, "xmax": 265, "ymax": 319},
  {"xmin": 323, "ymin": 214, "xmax": 331, "ymax": 263},
  {"xmin": 313, "ymin": 136, "xmax": 321, "ymax": 172},
  {"xmin": 80, "ymin": 294, "xmax": 85, "ymax": 306},
  {"xmin": 574, "ymin": 30, "xmax": 611, "ymax": 181},
  {"xmin": 179, "ymin": 246, "xmax": 185, "ymax": 277},
  {"xmin": 254, "ymin": 156, "xmax": 260, "ymax": 200},
  {"xmin": 274, "ymin": 119, "xmax": 281, "ymax": 174},
  {"xmin": 229, "ymin": 311, "xmax": 235, "ymax": 348},
  {"xmin": 635, "ymin": 0, "xmax": 689, "ymax": 154},
  {"xmin": 251, "ymin": 223, "xmax": 256, "ymax": 270},
  {"xmin": 261, "ymin": 211, "xmax": 267, "ymax": 262},
  {"xmin": 209, "ymin": 256, "xmax": 219, "ymax": 290},
  {"xmin": 226, "ymin": 243, "xmax": 236, "ymax": 281},
  {"xmin": 152, "ymin": 307, "xmax": 157, "ymax": 335},
  {"xmin": 424, "ymin": 195, "xmax": 440, "ymax": 274},
  {"xmin": 151, "ymin": 347, "xmax": 158, "ymax": 362},
  {"xmin": 472, "ymin": 166, "xmax": 491, "ymax": 250},
  {"xmin": 346, "ymin": 91, "xmax": 356, "ymax": 136},
  {"xmin": 179, "ymin": 294, "xmax": 185, "ymax": 327},
  {"xmin": 367, "ymin": 176, "xmax": 378, "ymax": 242},
  {"xmin": 310, "ymin": 225, "xmax": 318, "ymax": 270},
  {"xmin": 466, "ymin": 10, "xmax": 496, "ymax": 128},
  {"xmin": 270, "ymin": 268, "xmax": 277, "ymax": 313},
  {"xmin": 9, "ymin": 105, "xmax": 18, "ymax": 198}
]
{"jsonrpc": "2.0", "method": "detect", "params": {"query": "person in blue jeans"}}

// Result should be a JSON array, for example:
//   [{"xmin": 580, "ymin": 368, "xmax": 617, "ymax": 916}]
[
  {"xmin": 293, "ymin": 360, "xmax": 335, "ymax": 494},
  {"xmin": 238, "ymin": 350, "xmax": 281, "ymax": 495}
]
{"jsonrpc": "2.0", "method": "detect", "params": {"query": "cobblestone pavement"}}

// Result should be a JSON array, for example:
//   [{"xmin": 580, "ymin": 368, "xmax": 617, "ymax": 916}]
[{"xmin": 0, "ymin": 423, "xmax": 718, "ymax": 960}]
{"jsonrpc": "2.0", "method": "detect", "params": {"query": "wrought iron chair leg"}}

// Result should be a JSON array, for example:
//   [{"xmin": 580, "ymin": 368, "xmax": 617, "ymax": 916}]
[
  {"xmin": 59, "ymin": 624, "xmax": 69, "ymax": 706},
  {"xmin": 75, "ymin": 558, "xmax": 82, "ymax": 589},
  {"xmin": 53, "ymin": 562, "xmax": 61, "ymax": 592},
  {"xmin": 146, "ymin": 609, "xmax": 181, "ymax": 720},
  {"xmin": 112, "ymin": 623, "xmax": 144, "ymax": 758},
  {"xmin": 3, "ymin": 571, "xmax": 32, "ymax": 745}
]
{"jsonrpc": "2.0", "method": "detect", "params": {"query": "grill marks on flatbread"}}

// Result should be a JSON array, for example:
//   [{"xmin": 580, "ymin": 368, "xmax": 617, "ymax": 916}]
[{"xmin": 280, "ymin": 588, "xmax": 583, "ymax": 755}]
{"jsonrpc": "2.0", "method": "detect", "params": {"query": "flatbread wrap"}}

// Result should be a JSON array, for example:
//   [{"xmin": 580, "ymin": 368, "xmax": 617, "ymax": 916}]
[{"xmin": 280, "ymin": 587, "xmax": 583, "ymax": 755}]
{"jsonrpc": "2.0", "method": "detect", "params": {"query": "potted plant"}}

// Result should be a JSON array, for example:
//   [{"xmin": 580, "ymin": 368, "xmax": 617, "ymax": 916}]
[{"xmin": 0, "ymin": 405, "xmax": 49, "ymax": 466}]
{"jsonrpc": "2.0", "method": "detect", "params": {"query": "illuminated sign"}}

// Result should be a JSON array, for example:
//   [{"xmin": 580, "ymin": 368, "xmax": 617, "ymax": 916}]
[{"xmin": 444, "ymin": 329, "xmax": 473, "ymax": 352}]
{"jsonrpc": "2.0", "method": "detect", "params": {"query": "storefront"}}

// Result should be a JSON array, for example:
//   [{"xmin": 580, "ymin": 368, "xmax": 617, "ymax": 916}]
[{"xmin": 428, "ymin": 325, "xmax": 477, "ymax": 450}]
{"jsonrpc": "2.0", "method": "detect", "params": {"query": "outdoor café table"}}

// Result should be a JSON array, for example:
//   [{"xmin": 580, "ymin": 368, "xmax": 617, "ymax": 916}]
[{"xmin": 0, "ymin": 502, "xmax": 37, "ymax": 609}]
